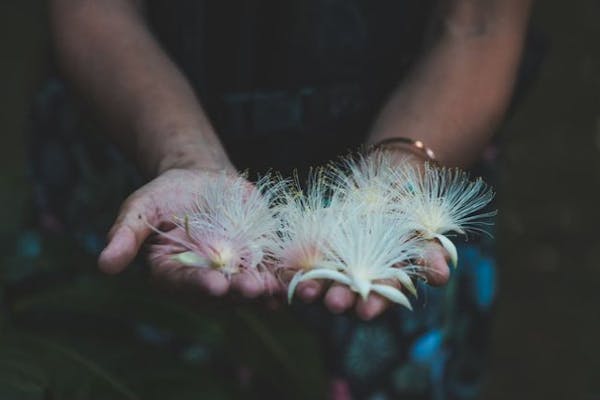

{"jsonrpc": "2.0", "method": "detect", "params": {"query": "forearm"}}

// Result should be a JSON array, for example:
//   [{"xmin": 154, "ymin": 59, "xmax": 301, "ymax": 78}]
[
  {"xmin": 49, "ymin": 0, "xmax": 231, "ymax": 176},
  {"xmin": 368, "ymin": 0, "xmax": 533, "ymax": 168}
]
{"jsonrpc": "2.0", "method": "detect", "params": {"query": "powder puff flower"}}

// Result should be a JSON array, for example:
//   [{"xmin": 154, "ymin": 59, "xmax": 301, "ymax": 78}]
[
  {"xmin": 326, "ymin": 150, "xmax": 402, "ymax": 214},
  {"xmin": 279, "ymin": 162, "xmax": 422, "ymax": 307},
  {"xmin": 284, "ymin": 151, "xmax": 495, "ymax": 308},
  {"xmin": 151, "ymin": 172, "xmax": 280, "ymax": 278},
  {"xmin": 394, "ymin": 162, "xmax": 497, "ymax": 267},
  {"xmin": 287, "ymin": 208, "xmax": 422, "ymax": 309},
  {"xmin": 272, "ymin": 169, "xmax": 339, "ymax": 276}
]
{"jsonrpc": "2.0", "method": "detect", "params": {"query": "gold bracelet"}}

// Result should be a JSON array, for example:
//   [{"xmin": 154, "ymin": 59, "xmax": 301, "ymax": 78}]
[{"xmin": 370, "ymin": 137, "xmax": 437, "ymax": 163}]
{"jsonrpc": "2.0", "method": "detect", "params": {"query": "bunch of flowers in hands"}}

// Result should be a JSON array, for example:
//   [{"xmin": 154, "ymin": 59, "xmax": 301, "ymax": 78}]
[{"xmin": 149, "ymin": 149, "xmax": 495, "ymax": 312}]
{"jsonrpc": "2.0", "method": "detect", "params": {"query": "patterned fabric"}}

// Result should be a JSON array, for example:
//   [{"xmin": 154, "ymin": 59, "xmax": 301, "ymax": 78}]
[
  {"xmin": 323, "ymin": 242, "xmax": 496, "ymax": 400},
  {"xmin": 30, "ymin": 1, "xmax": 499, "ymax": 398},
  {"xmin": 29, "ymin": 79, "xmax": 142, "ymax": 251}
]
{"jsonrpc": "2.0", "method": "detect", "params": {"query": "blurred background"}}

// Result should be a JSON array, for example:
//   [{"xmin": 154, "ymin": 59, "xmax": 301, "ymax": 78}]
[{"xmin": 1, "ymin": 1, "xmax": 599, "ymax": 399}]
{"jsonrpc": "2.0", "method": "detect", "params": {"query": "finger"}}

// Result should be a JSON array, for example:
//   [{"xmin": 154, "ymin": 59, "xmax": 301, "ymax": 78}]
[
  {"xmin": 196, "ymin": 269, "xmax": 231, "ymax": 296},
  {"xmin": 98, "ymin": 227, "xmax": 139, "ymax": 274},
  {"xmin": 150, "ymin": 253, "xmax": 230, "ymax": 297},
  {"xmin": 231, "ymin": 271, "xmax": 264, "ymax": 299},
  {"xmin": 297, "ymin": 280, "xmax": 326, "ymax": 303},
  {"xmin": 421, "ymin": 241, "xmax": 451, "ymax": 287},
  {"xmin": 262, "ymin": 270, "xmax": 284, "ymax": 296},
  {"xmin": 157, "ymin": 220, "xmax": 177, "ymax": 231},
  {"xmin": 146, "ymin": 243, "xmax": 188, "ymax": 258},
  {"xmin": 99, "ymin": 197, "xmax": 158, "ymax": 274},
  {"xmin": 324, "ymin": 284, "xmax": 356, "ymax": 314},
  {"xmin": 355, "ymin": 293, "xmax": 389, "ymax": 321},
  {"xmin": 145, "ymin": 229, "xmax": 184, "ymax": 246}
]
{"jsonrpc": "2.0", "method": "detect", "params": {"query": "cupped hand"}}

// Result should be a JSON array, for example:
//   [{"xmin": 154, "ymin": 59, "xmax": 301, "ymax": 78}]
[
  {"xmin": 290, "ymin": 151, "xmax": 452, "ymax": 320},
  {"xmin": 293, "ymin": 241, "xmax": 451, "ymax": 320},
  {"xmin": 98, "ymin": 168, "xmax": 282, "ymax": 298}
]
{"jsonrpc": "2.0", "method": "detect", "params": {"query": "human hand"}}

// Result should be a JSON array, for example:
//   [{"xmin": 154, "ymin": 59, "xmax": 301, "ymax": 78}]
[
  {"xmin": 293, "ymin": 241, "xmax": 450, "ymax": 320},
  {"xmin": 289, "ymin": 151, "xmax": 452, "ymax": 320},
  {"xmin": 98, "ymin": 168, "xmax": 282, "ymax": 299}
]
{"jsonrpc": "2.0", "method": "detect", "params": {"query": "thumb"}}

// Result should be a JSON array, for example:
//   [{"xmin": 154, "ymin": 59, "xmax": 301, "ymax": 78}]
[
  {"xmin": 421, "ymin": 240, "xmax": 451, "ymax": 287},
  {"xmin": 98, "ymin": 197, "xmax": 157, "ymax": 274}
]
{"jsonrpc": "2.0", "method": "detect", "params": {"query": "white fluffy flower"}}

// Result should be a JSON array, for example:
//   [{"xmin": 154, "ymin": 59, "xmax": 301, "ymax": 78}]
[
  {"xmin": 326, "ymin": 151, "xmax": 402, "ymax": 214},
  {"xmin": 281, "ymin": 162, "xmax": 423, "ymax": 308},
  {"xmin": 286, "ymin": 208, "xmax": 422, "ymax": 309},
  {"xmin": 272, "ymin": 169, "xmax": 339, "ymax": 273},
  {"xmin": 153, "ymin": 172, "xmax": 280, "ymax": 277},
  {"xmin": 394, "ymin": 162, "xmax": 497, "ymax": 266}
]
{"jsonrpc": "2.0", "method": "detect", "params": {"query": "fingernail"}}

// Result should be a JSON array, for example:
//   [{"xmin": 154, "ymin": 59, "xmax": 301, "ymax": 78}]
[{"xmin": 302, "ymin": 285, "xmax": 318, "ymax": 298}]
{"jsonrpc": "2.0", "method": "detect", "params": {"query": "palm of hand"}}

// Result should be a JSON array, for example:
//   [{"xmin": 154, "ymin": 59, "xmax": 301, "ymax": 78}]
[{"xmin": 98, "ymin": 168, "xmax": 282, "ymax": 298}]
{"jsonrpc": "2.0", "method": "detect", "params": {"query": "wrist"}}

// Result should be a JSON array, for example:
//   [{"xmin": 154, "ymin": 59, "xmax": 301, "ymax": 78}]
[
  {"xmin": 367, "ymin": 136, "xmax": 438, "ymax": 168},
  {"xmin": 156, "ymin": 143, "xmax": 234, "ymax": 176},
  {"xmin": 133, "ymin": 108, "xmax": 235, "ymax": 176}
]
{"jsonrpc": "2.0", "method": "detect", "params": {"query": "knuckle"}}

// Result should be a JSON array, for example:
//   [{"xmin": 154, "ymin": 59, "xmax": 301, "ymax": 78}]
[{"xmin": 119, "ymin": 194, "xmax": 147, "ymax": 217}]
